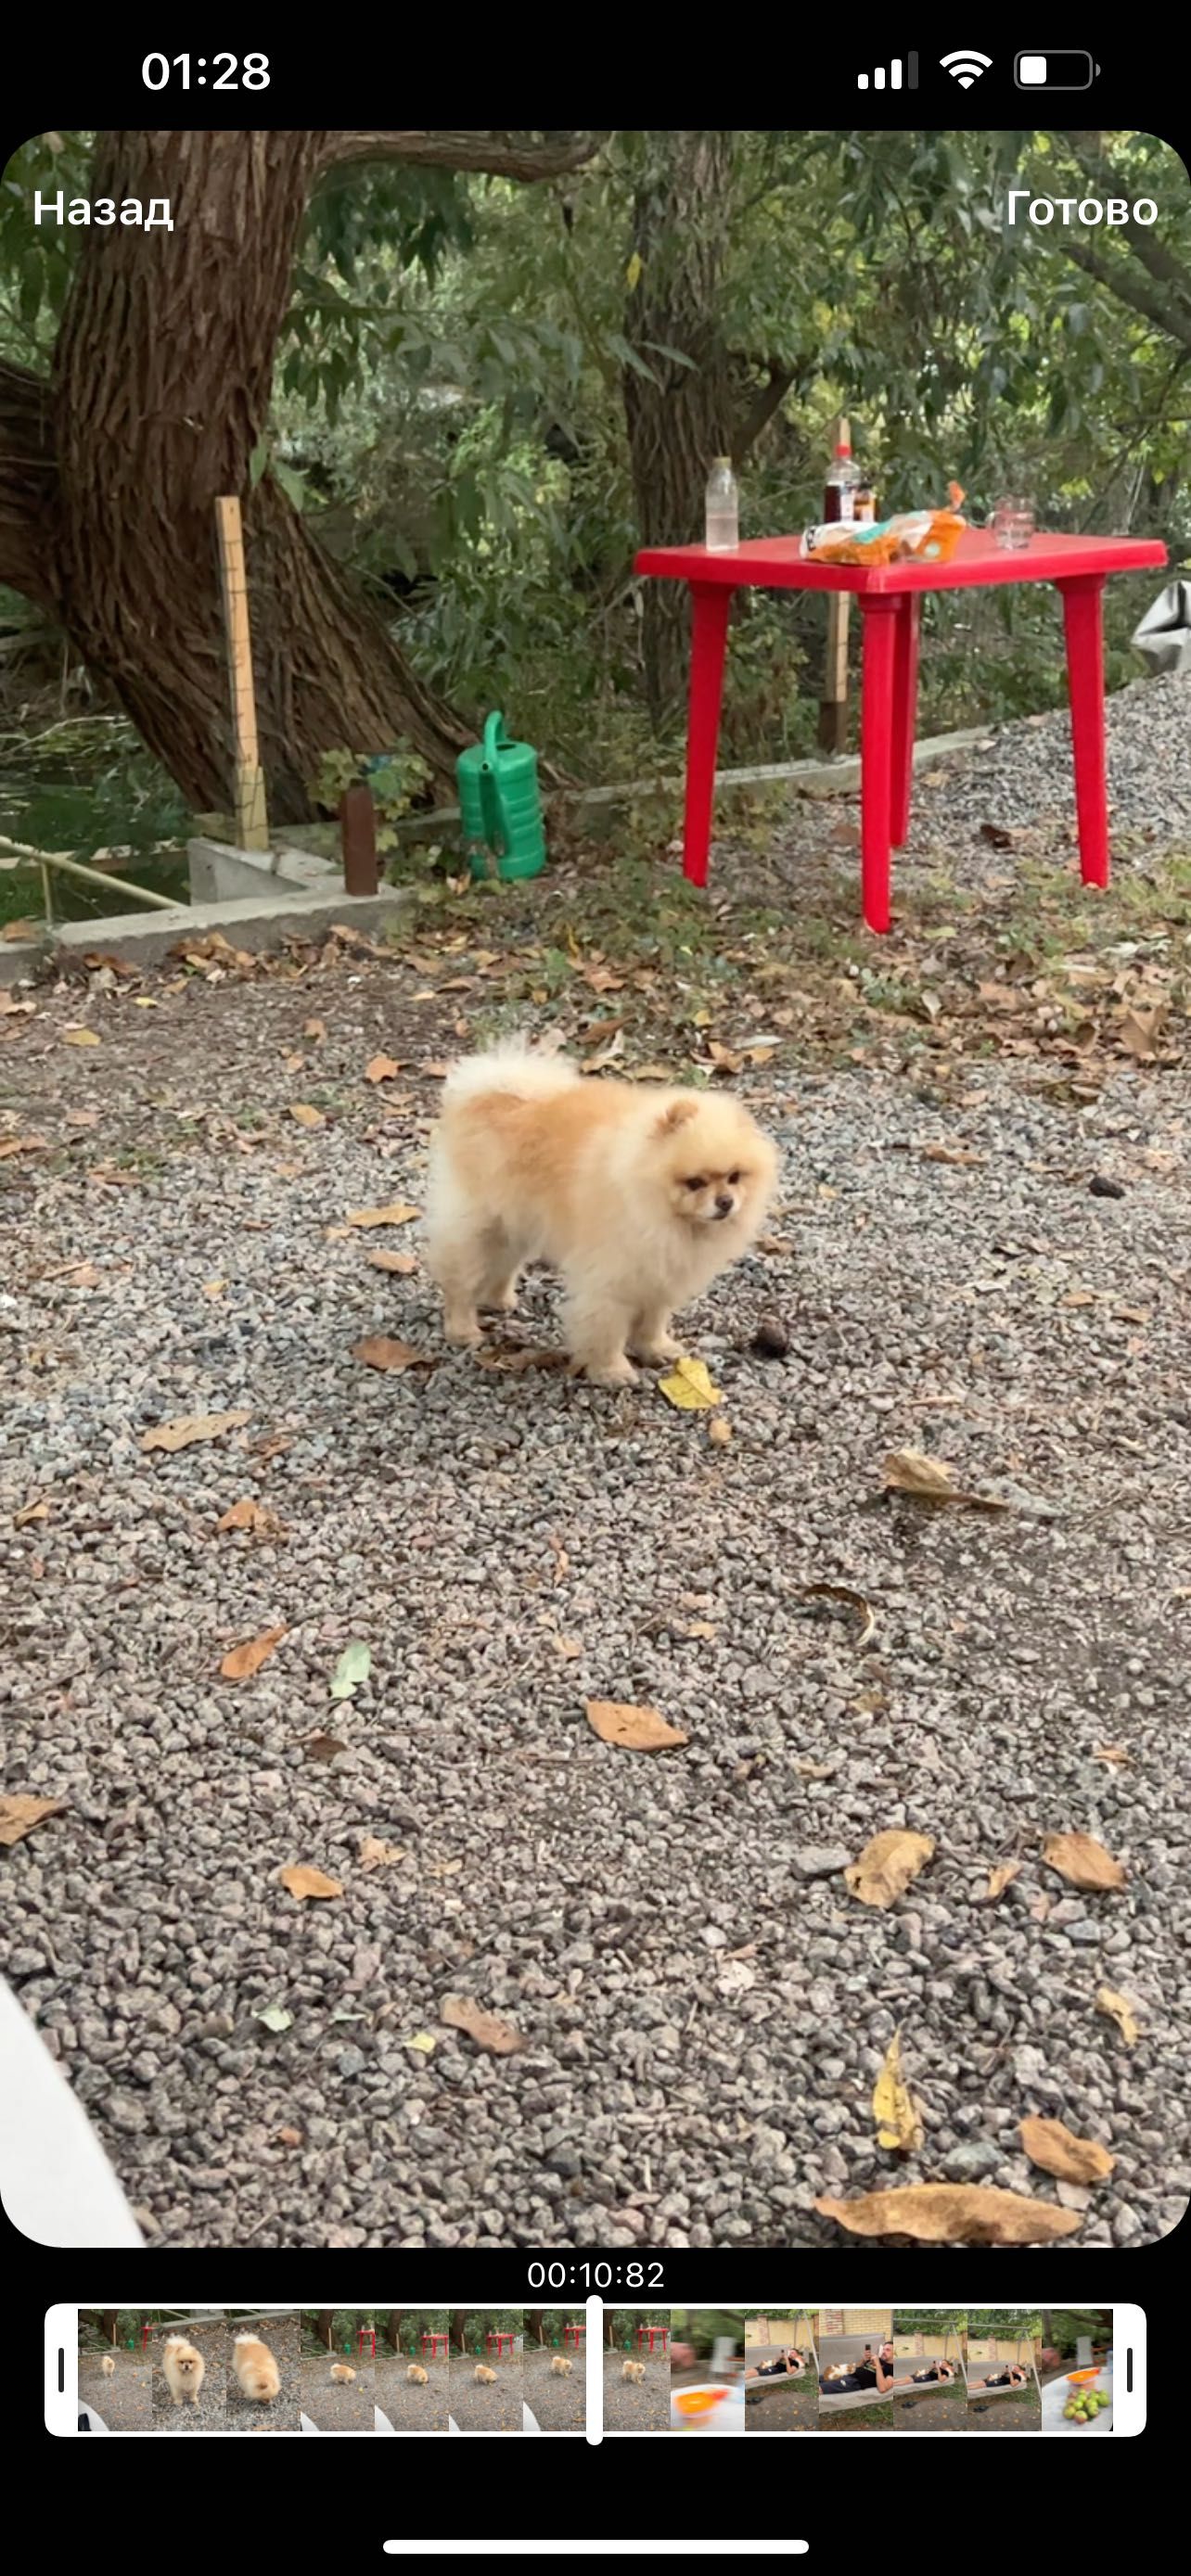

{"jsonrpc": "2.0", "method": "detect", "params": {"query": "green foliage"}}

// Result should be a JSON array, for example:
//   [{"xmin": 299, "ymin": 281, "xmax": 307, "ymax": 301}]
[{"xmin": 309, "ymin": 744, "xmax": 431, "ymax": 849}]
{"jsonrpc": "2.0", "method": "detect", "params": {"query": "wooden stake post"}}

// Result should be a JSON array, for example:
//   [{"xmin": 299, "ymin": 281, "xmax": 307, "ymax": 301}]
[
  {"xmin": 817, "ymin": 414, "xmax": 852, "ymax": 753},
  {"xmin": 215, "ymin": 494, "xmax": 270, "ymax": 850}
]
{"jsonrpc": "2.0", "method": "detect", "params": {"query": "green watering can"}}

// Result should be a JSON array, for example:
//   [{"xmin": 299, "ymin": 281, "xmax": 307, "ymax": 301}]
[{"xmin": 456, "ymin": 711, "xmax": 547, "ymax": 881}]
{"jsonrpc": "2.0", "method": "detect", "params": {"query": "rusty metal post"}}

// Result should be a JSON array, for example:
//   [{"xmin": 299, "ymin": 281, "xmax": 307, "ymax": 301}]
[{"xmin": 340, "ymin": 781, "xmax": 379, "ymax": 897}]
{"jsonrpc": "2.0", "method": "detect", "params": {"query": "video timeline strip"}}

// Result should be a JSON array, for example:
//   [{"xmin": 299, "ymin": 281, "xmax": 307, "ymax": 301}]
[{"xmin": 70, "ymin": 2306, "xmax": 1113, "ymax": 2434}]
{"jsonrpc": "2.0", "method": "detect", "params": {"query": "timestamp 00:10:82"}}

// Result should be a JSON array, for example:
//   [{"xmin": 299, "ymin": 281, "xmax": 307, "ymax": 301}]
[{"xmin": 527, "ymin": 2263, "xmax": 665, "ymax": 2289}]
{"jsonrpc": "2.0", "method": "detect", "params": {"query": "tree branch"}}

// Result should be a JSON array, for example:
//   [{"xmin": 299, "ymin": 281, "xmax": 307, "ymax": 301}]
[
  {"xmin": 732, "ymin": 363, "xmax": 796, "ymax": 465},
  {"xmin": 1061, "ymin": 137, "xmax": 1191, "ymax": 318},
  {"xmin": 0, "ymin": 359, "xmax": 59, "ymax": 609},
  {"xmin": 318, "ymin": 131, "xmax": 608, "ymax": 183},
  {"xmin": 1057, "ymin": 236, "xmax": 1191, "ymax": 353}
]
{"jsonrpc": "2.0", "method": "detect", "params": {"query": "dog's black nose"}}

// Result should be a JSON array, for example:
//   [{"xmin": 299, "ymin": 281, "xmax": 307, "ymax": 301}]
[{"xmin": 715, "ymin": 1192, "xmax": 733, "ymax": 1217}]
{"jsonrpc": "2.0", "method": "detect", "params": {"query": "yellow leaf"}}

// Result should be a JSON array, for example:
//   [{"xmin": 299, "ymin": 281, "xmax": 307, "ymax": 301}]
[
  {"xmin": 140, "ymin": 1409, "xmax": 251, "ymax": 1454},
  {"xmin": 352, "ymin": 1334, "xmax": 434, "ymax": 1371},
  {"xmin": 0, "ymin": 1792, "xmax": 68, "ymax": 1847},
  {"xmin": 440, "ymin": 1994, "xmax": 524, "ymax": 2055},
  {"xmin": 345, "ymin": 1203, "xmax": 419, "ymax": 1229},
  {"xmin": 583, "ymin": 1697, "xmax": 689, "ymax": 1752},
  {"xmin": 279, "ymin": 1863, "xmax": 343, "ymax": 1902},
  {"xmin": 1043, "ymin": 1831, "xmax": 1126, "ymax": 1893},
  {"xmin": 872, "ymin": 2030, "xmax": 925, "ymax": 2152},
  {"xmin": 814, "ymin": 2185, "xmax": 1082, "ymax": 2245},
  {"xmin": 659, "ymin": 1356, "xmax": 723, "ymax": 1411},
  {"xmin": 845, "ymin": 1829, "xmax": 935, "ymax": 1909},
  {"xmin": 62, "ymin": 1026, "xmax": 101, "ymax": 1047},
  {"xmin": 359, "ymin": 1836, "xmax": 405, "ymax": 1871},
  {"xmin": 1096, "ymin": 1986, "xmax": 1141, "ymax": 2046},
  {"xmin": 219, "ymin": 1625, "xmax": 287, "ymax": 1681},
  {"xmin": 625, "ymin": 249, "xmax": 643, "ymax": 291},
  {"xmin": 404, "ymin": 2032, "xmax": 437, "ymax": 2054},
  {"xmin": 1018, "ymin": 2115, "xmax": 1115, "ymax": 2185},
  {"xmin": 366, "ymin": 1249, "xmax": 417, "ymax": 1275},
  {"xmin": 290, "ymin": 1103, "xmax": 325, "ymax": 1128},
  {"xmin": 984, "ymin": 1860, "xmax": 1022, "ymax": 1901}
]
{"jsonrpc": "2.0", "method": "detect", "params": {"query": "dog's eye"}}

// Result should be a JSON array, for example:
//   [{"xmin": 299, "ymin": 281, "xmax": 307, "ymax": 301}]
[
  {"xmin": 727, "ymin": 1169, "xmax": 741, "ymax": 1186},
  {"xmin": 684, "ymin": 1176, "xmax": 706, "ymax": 1192}
]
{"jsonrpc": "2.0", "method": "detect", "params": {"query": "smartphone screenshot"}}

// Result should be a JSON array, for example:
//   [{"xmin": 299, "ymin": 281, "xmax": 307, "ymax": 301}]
[{"xmin": 1, "ymin": 51, "xmax": 1183, "ymax": 2549}]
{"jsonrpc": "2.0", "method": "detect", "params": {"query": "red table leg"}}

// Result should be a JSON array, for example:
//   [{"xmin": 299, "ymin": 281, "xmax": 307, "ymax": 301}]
[
  {"xmin": 682, "ymin": 583, "xmax": 732, "ymax": 886},
  {"xmin": 890, "ymin": 596, "xmax": 921, "ymax": 851},
  {"xmin": 1059, "ymin": 575, "xmax": 1109, "ymax": 887},
  {"xmin": 859, "ymin": 596, "xmax": 899, "ymax": 932}
]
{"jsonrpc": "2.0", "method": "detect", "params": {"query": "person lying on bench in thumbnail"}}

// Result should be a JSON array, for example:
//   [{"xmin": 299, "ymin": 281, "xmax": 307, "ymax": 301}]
[
  {"xmin": 908, "ymin": 2361, "xmax": 956, "ymax": 2384},
  {"xmin": 978, "ymin": 2364, "xmax": 1028, "ymax": 2390},
  {"xmin": 746, "ymin": 2347, "xmax": 805, "ymax": 2380},
  {"xmin": 819, "ymin": 2341, "xmax": 908, "ymax": 2396}
]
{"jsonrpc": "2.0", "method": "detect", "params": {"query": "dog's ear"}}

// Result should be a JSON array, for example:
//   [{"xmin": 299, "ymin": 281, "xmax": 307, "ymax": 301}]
[{"xmin": 655, "ymin": 1095, "xmax": 698, "ymax": 1135}]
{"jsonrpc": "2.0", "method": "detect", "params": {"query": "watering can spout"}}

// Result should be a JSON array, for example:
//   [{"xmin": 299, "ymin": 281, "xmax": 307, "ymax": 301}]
[{"xmin": 456, "ymin": 711, "xmax": 547, "ymax": 882}]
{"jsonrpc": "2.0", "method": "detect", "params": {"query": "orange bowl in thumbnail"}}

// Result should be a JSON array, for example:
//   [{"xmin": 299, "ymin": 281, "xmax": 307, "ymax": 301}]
[{"xmin": 674, "ymin": 2386, "xmax": 730, "ymax": 2417}]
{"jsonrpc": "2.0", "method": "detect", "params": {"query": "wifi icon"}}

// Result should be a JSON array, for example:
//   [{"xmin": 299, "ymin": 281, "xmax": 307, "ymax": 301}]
[{"xmin": 940, "ymin": 47, "xmax": 992, "ymax": 86}]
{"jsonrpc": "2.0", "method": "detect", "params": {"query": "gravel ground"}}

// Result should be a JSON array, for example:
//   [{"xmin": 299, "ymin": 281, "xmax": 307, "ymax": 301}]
[
  {"xmin": 723, "ymin": 669, "xmax": 1191, "ymax": 909},
  {"xmin": 448, "ymin": 2353, "xmax": 522, "ymax": 2431},
  {"xmin": 745, "ymin": 2346, "xmax": 817, "ymax": 2430},
  {"xmin": 523, "ymin": 2343, "xmax": 585, "ymax": 2429},
  {"xmin": 150, "ymin": 2315, "xmax": 227, "ymax": 2427},
  {"xmin": 605, "ymin": 2351, "xmax": 669, "ymax": 2429},
  {"xmin": 224, "ymin": 2315, "xmax": 300, "ymax": 2428},
  {"xmin": 375, "ymin": 2349, "xmax": 449, "ymax": 2429},
  {"xmin": 300, "ymin": 2354, "xmax": 373, "ymax": 2429},
  {"xmin": 2, "ymin": 929, "xmax": 1189, "ymax": 2251},
  {"xmin": 79, "ymin": 2345, "xmax": 151, "ymax": 2429}
]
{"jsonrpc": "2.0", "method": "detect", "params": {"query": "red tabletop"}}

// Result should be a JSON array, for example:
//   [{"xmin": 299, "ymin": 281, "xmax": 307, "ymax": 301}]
[{"xmin": 634, "ymin": 526, "xmax": 1167, "ymax": 596}]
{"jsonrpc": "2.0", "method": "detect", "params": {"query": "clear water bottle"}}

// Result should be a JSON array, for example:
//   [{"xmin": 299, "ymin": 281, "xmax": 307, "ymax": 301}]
[
  {"xmin": 705, "ymin": 456, "xmax": 739, "ymax": 552},
  {"xmin": 825, "ymin": 436, "xmax": 861, "ymax": 524}
]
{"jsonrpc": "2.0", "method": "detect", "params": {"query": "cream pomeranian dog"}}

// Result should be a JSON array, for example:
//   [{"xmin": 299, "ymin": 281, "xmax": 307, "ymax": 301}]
[
  {"xmin": 233, "ymin": 2332, "xmax": 281, "ymax": 2403},
  {"xmin": 426, "ymin": 1043, "xmax": 777, "ymax": 1385},
  {"xmin": 550, "ymin": 2353, "xmax": 574, "ymax": 2375},
  {"xmin": 162, "ymin": 2336, "xmax": 205, "ymax": 2406}
]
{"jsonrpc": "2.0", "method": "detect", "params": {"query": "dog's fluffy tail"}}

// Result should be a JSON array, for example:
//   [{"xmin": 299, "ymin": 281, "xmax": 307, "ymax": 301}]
[{"xmin": 441, "ymin": 1039, "xmax": 578, "ymax": 1108}]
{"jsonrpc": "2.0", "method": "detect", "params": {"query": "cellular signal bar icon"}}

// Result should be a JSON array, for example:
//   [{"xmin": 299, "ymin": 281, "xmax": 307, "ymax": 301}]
[{"xmin": 857, "ymin": 55, "xmax": 918, "ymax": 89}]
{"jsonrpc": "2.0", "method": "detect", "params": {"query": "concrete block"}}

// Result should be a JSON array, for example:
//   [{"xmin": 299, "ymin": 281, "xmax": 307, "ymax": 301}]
[
  {"xmin": 52, "ymin": 885, "xmax": 412, "ymax": 970},
  {"xmin": 186, "ymin": 836, "xmax": 341, "ymax": 902}
]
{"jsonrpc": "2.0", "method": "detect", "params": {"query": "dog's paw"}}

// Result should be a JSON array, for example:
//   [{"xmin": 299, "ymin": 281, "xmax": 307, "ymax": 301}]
[
  {"xmin": 444, "ymin": 1316, "xmax": 483, "ymax": 1347},
  {"xmin": 629, "ymin": 1332, "xmax": 681, "ymax": 1366},
  {"xmin": 584, "ymin": 1355, "xmax": 639, "ymax": 1387}
]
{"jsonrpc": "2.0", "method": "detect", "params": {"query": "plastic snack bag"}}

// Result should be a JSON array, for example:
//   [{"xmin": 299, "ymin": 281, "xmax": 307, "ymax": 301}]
[{"xmin": 801, "ymin": 484, "xmax": 967, "ymax": 567}]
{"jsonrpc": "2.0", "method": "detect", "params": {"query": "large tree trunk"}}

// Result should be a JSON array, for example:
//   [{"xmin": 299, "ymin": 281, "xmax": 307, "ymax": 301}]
[
  {"xmin": 1, "ymin": 129, "xmax": 603, "ymax": 823},
  {"xmin": 622, "ymin": 133, "xmax": 736, "ymax": 726}
]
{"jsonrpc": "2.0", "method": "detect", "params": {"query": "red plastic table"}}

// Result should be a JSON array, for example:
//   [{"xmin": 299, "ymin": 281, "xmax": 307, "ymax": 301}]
[
  {"xmin": 634, "ymin": 527, "xmax": 1167, "ymax": 931},
  {"xmin": 420, "ymin": 2331, "xmax": 449, "ymax": 2358},
  {"xmin": 485, "ymin": 2331, "xmax": 516, "ymax": 2359},
  {"xmin": 358, "ymin": 2324, "xmax": 376, "ymax": 2359},
  {"xmin": 563, "ymin": 2321, "xmax": 585, "ymax": 2349},
  {"xmin": 636, "ymin": 2324, "xmax": 670, "ymax": 2354}
]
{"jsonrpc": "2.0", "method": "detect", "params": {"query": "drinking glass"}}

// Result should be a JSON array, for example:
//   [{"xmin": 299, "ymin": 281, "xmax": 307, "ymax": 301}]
[{"xmin": 991, "ymin": 496, "xmax": 1035, "ymax": 551}]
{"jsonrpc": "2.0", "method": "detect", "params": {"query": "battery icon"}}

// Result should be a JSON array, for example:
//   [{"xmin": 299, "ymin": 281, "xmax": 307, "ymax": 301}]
[{"xmin": 1015, "ymin": 49, "xmax": 1100, "ymax": 88}]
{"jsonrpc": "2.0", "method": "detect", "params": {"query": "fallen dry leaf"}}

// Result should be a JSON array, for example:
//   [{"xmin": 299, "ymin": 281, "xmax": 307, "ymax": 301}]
[
  {"xmin": 219, "ymin": 1625, "xmax": 287, "ymax": 1681},
  {"xmin": 141, "ymin": 1409, "xmax": 251, "ymax": 1454},
  {"xmin": 303, "ymin": 1017, "xmax": 327, "ymax": 1041},
  {"xmin": 1043, "ymin": 1831, "xmax": 1126, "ymax": 1893},
  {"xmin": 345, "ymin": 1203, "xmax": 419, "ymax": 1229},
  {"xmin": 0, "ymin": 1137, "xmax": 46, "ymax": 1160},
  {"xmin": 279, "ymin": 1862, "xmax": 342, "ymax": 1901},
  {"xmin": 1117, "ymin": 1003, "xmax": 1169, "ymax": 1062},
  {"xmin": 366, "ymin": 1249, "xmax": 417, "ymax": 1276},
  {"xmin": 440, "ymin": 1994, "xmax": 524, "ymax": 2056},
  {"xmin": 920, "ymin": 1142, "xmax": 985, "ymax": 1167},
  {"xmin": 884, "ymin": 1447, "xmax": 1007, "ymax": 1510},
  {"xmin": 1019, "ymin": 2114, "xmax": 1115, "ymax": 2185},
  {"xmin": 800, "ymin": 1583, "xmax": 877, "ymax": 1650},
  {"xmin": 872, "ymin": 2030, "xmax": 925, "ymax": 2153},
  {"xmin": 845, "ymin": 1829, "xmax": 934, "ymax": 1909},
  {"xmin": 275, "ymin": 2126, "xmax": 303, "ymax": 2148},
  {"xmin": 352, "ymin": 1334, "xmax": 434, "ymax": 1372},
  {"xmin": 359, "ymin": 1835, "xmax": 405, "ymax": 1871},
  {"xmin": 304, "ymin": 1734, "xmax": 347, "ymax": 1763},
  {"xmin": 813, "ymin": 2184, "xmax": 1082, "ymax": 2245},
  {"xmin": 14, "ymin": 1498, "xmax": 49, "ymax": 1528},
  {"xmin": 1091, "ymin": 1745, "xmax": 1131, "ymax": 1768},
  {"xmin": 2, "ymin": 918, "xmax": 40, "ymax": 943},
  {"xmin": 1096, "ymin": 1986, "xmax": 1141, "ymax": 2046},
  {"xmin": 0, "ymin": 1792, "xmax": 68, "ymax": 1848},
  {"xmin": 476, "ymin": 1343, "xmax": 570, "ymax": 1372},
  {"xmin": 659, "ymin": 1356, "xmax": 723, "ymax": 1411},
  {"xmin": 217, "ymin": 1498, "xmax": 286, "ymax": 1538},
  {"xmin": 707, "ymin": 1414, "xmax": 733, "ymax": 1447},
  {"xmin": 984, "ymin": 1860, "xmax": 1022, "ymax": 1902},
  {"xmin": 61, "ymin": 1025, "xmax": 101, "ymax": 1048},
  {"xmin": 584, "ymin": 1697, "xmax": 689, "ymax": 1753},
  {"xmin": 365, "ymin": 1053, "xmax": 406, "ymax": 1083},
  {"xmin": 290, "ymin": 1103, "xmax": 325, "ymax": 1129}
]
